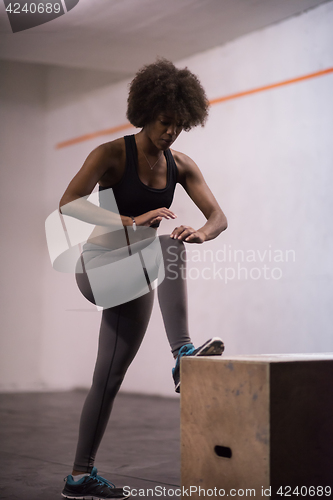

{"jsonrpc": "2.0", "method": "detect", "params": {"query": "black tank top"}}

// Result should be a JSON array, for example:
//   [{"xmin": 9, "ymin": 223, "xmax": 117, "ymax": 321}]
[{"xmin": 99, "ymin": 135, "xmax": 178, "ymax": 226}]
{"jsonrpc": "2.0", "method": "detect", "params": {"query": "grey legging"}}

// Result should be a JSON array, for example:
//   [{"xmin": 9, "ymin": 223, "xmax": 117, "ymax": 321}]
[{"xmin": 73, "ymin": 234, "xmax": 191, "ymax": 472}]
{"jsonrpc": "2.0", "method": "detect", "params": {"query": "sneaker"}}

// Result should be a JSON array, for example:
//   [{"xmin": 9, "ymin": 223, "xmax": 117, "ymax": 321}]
[
  {"xmin": 61, "ymin": 467, "xmax": 130, "ymax": 499},
  {"xmin": 172, "ymin": 337, "xmax": 225, "ymax": 393}
]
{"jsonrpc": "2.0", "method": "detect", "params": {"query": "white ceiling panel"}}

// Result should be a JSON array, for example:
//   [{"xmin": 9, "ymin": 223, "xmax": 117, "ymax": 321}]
[{"xmin": 0, "ymin": 0, "xmax": 331, "ymax": 83}]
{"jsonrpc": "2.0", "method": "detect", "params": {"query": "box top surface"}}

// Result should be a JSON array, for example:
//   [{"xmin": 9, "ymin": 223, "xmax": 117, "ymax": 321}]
[{"xmin": 186, "ymin": 353, "xmax": 333, "ymax": 363}]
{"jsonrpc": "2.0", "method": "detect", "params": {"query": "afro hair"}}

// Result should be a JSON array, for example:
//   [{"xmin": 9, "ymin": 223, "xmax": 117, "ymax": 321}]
[{"xmin": 126, "ymin": 58, "xmax": 209, "ymax": 131}]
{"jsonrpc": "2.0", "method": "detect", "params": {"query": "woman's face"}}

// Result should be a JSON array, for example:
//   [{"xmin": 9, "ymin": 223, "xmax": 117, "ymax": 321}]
[{"xmin": 145, "ymin": 112, "xmax": 183, "ymax": 150}]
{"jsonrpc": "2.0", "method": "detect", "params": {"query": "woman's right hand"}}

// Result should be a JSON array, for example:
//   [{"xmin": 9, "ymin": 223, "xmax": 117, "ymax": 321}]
[{"xmin": 135, "ymin": 208, "xmax": 177, "ymax": 227}]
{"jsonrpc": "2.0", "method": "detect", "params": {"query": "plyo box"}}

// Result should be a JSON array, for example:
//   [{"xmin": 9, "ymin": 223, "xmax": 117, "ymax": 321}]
[{"xmin": 180, "ymin": 354, "xmax": 333, "ymax": 498}]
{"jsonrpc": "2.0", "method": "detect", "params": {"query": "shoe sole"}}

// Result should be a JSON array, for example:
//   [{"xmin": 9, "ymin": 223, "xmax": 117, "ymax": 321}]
[
  {"xmin": 175, "ymin": 337, "xmax": 224, "ymax": 392},
  {"xmin": 193, "ymin": 337, "xmax": 225, "ymax": 356}
]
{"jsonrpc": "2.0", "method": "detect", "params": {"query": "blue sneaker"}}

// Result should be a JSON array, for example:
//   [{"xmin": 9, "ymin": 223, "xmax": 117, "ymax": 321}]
[
  {"xmin": 172, "ymin": 337, "xmax": 225, "ymax": 393},
  {"xmin": 61, "ymin": 467, "xmax": 130, "ymax": 499}
]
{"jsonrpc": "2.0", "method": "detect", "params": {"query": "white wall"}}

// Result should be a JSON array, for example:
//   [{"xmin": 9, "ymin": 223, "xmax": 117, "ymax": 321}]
[
  {"xmin": 0, "ymin": 60, "xmax": 47, "ymax": 390},
  {"xmin": 1, "ymin": 1, "xmax": 333, "ymax": 395}
]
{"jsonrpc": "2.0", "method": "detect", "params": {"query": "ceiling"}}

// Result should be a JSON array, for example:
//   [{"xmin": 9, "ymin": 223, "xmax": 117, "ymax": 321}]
[{"xmin": 0, "ymin": 0, "xmax": 330, "ymax": 84}]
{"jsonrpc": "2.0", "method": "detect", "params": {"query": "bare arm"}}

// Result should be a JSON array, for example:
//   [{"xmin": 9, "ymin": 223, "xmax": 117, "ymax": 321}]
[
  {"xmin": 171, "ymin": 151, "xmax": 228, "ymax": 243},
  {"xmin": 59, "ymin": 142, "xmax": 130, "ymax": 227}
]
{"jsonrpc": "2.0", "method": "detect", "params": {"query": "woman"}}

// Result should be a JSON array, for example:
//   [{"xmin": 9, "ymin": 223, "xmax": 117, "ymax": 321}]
[{"xmin": 59, "ymin": 59, "xmax": 227, "ymax": 499}]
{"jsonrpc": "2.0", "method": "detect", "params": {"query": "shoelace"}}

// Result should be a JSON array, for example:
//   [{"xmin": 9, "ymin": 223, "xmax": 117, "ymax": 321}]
[
  {"xmin": 173, "ymin": 344, "xmax": 195, "ymax": 373},
  {"xmin": 94, "ymin": 474, "xmax": 115, "ymax": 489},
  {"xmin": 178, "ymin": 344, "xmax": 195, "ymax": 358}
]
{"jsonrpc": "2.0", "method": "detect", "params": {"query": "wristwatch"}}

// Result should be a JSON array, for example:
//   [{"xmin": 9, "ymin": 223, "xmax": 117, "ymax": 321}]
[{"xmin": 130, "ymin": 216, "xmax": 137, "ymax": 231}]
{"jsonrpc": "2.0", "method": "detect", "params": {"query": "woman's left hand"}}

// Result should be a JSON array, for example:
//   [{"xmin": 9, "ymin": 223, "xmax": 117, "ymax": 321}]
[{"xmin": 170, "ymin": 225, "xmax": 206, "ymax": 243}]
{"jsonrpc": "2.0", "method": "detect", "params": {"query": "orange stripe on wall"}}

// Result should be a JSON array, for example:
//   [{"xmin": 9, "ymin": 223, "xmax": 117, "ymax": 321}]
[
  {"xmin": 56, "ymin": 123, "xmax": 134, "ymax": 149},
  {"xmin": 209, "ymin": 67, "xmax": 333, "ymax": 105},
  {"xmin": 56, "ymin": 67, "xmax": 333, "ymax": 149}
]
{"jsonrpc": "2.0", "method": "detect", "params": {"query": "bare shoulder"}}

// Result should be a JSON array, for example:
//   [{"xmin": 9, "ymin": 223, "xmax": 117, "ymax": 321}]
[
  {"xmin": 93, "ymin": 137, "xmax": 126, "ymax": 186},
  {"xmin": 93, "ymin": 137, "xmax": 125, "ymax": 165},
  {"xmin": 171, "ymin": 149, "xmax": 197, "ymax": 169},
  {"xmin": 170, "ymin": 148, "xmax": 201, "ymax": 184}
]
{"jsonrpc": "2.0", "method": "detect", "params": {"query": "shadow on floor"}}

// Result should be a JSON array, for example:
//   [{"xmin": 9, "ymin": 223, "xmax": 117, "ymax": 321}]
[{"xmin": 0, "ymin": 390, "xmax": 180, "ymax": 500}]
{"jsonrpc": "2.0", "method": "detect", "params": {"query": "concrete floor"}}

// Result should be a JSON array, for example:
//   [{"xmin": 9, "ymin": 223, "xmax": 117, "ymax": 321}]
[{"xmin": 0, "ymin": 390, "xmax": 180, "ymax": 500}]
